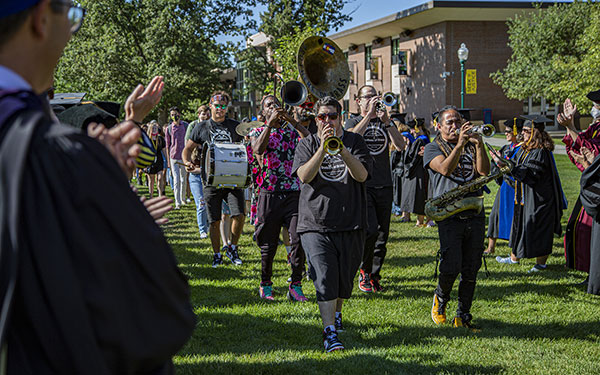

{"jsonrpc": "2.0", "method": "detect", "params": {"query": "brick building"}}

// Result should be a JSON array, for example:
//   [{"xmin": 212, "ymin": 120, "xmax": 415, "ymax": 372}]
[{"xmin": 329, "ymin": 1, "xmax": 562, "ymax": 129}]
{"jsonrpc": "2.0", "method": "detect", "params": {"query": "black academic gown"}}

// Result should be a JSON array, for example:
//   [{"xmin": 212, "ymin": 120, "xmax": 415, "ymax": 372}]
[
  {"xmin": 509, "ymin": 148, "xmax": 564, "ymax": 259},
  {"xmin": 580, "ymin": 155, "xmax": 600, "ymax": 295},
  {"xmin": 400, "ymin": 136, "xmax": 429, "ymax": 215},
  {"xmin": 390, "ymin": 149, "xmax": 404, "ymax": 206},
  {"xmin": 0, "ymin": 91, "xmax": 195, "ymax": 374}
]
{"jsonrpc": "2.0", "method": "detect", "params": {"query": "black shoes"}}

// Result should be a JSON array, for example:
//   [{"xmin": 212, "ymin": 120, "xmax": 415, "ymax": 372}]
[{"xmin": 323, "ymin": 327, "xmax": 344, "ymax": 352}]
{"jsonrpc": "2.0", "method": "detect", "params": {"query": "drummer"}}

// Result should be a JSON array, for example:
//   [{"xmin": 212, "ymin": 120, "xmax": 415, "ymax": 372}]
[{"xmin": 182, "ymin": 91, "xmax": 245, "ymax": 268}]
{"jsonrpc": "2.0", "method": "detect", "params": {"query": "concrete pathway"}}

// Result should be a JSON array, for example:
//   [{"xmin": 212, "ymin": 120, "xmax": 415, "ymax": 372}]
[{"xmin": 484, "ymin": 134, "xmax": 567, "ymax": 155}]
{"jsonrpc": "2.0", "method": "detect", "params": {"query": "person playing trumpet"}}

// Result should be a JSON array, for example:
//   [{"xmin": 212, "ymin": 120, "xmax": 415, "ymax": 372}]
[
  {"xmin": 248, "ymin": 95, "xmax": 309, "ymax": 301},
  {"xmin": 424, "ymin": 105, "xmax": 490, "ymax": 330},
  {"xmin": 345, "ymin": 85, "xmax": 406, "ymax": 293},
  {"xmin": 293, "ymin": 96, "xmax": 372, "ymax": 352}
]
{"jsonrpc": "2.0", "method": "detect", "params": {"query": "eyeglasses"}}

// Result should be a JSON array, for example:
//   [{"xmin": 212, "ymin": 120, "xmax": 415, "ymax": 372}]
[
  {"xmin": 504, "ymin": 129, "xmax": 513, "ymax": 134},
  {"xmin": 300, "ymin": 102, "xmax": 314, "ymax": 109},
  {"xmin": 316, "ymin": 112, "xmax": 338, "ymax": 121},
  {"xmin": 213, "ymin": 104, "xmax": 228, "ymax": 110},
  {"xmin": 522, "ymin": 128, "xmax": 531, "ymax": 134},
  {"xmin": 50, "ymin": 1, "xmax": 86, "ymax": 34}
]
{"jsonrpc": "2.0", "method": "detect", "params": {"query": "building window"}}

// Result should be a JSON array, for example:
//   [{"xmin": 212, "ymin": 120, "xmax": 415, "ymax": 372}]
[
  {"xmin": 365, "ymin": 46, "xmax": 372, "ymax": 68},
  {"xmin": 391, "ymin": 39, "xmax": 408, "ymax": 75}
]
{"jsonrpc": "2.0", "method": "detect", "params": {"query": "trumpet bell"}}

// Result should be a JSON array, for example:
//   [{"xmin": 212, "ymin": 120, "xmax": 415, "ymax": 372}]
[
  {"xmin": 323, "ymin": 136, "xmax": 343, "ymax": 156},
  {"xmin": 281, "ymin": 80, "xmax": 308, "ymax": 106},
  {"xmin": 382, "ymin": 92, "xmax": 397, "ymax": 107},
  {"xmin": 480, "ymin": 124, "xmax": 496, "ymax": 137},
  {"xmin": 297, "ymin": 36, "xmax": 350, "ymax": 100}
]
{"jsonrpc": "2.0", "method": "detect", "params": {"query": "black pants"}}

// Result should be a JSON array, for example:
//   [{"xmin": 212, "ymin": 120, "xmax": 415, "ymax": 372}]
[
  {"xmin": 361, "ymin": 186, "xmax": 392, "ymax": 277},
  {"xmin": 300, "ymin": 230, "xmax": 365, "ymax": 301},
  {"xmin": 435, "ymin": 214, "xmax": 485, "ymax": 321},
  {"xmin": 254, "ymin": 191, "xmax": 305, "ymax": 283}
]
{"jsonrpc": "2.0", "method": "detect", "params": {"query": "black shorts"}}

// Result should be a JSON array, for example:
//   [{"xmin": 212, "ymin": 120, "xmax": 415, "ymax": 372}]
[
  {"xmin": 204, "ymin": 186, "xmax": 245, "ymax": 224},
  {"xmin": 300, "ymin": 230, "xmax": 364, "ymax": 302}
]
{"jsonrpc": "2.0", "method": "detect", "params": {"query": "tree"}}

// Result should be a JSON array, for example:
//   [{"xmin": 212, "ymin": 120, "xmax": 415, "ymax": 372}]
[
  {"xmin": 55, "ymin": 0, "xmax": 259, "ymax": 122},
  {"xmin": 549, "ymin": 3, "xmax": 600, "ymax": 109},
  {"xmin": 490, "ymin": 1, "xmax": 592, "ymax": 105}
]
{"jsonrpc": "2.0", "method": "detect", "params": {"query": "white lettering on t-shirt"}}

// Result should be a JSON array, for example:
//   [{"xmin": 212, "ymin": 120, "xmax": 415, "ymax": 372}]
[
  {"xmin": 210, "ymin": 127, "xmax": 233, "ymax": 143},
  {"xmin": 319, "ymin": 153, "xmax": 348, "ymax": 182},
  {"xmin": 451, "ymin": 153, "xmax": 476, "ymax": 183},
  {"xmin": 363, "ymin": 123, "xmax": 388, "ymax": 156}
]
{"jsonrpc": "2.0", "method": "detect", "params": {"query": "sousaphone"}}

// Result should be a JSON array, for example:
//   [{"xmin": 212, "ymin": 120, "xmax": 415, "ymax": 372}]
[{"xmin": 297, "ymin": 36, "xmax": 350, "ymax": 101}]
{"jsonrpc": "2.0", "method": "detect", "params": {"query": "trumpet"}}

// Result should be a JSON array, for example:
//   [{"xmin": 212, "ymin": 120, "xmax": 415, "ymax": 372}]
[
  {"xmin": 454, "ymin": 123, "xmax": 496, "ymax": 137},
  {"xmin": 323, "ymin": 136, "xmax": 344, "ymax": 156},
  {"xmin": 375, "ymin": 92, "xmax": 397, "ymax": 112}
]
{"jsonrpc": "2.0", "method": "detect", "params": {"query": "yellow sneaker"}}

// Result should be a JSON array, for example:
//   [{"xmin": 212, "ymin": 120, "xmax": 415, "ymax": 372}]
[
  {"xmin": 452, "ymin": 317, "xmax": 481, "ymax": 332},
  {"xmin": 431, "ymin": 294, "xmax": 446, "ymax": 325}
]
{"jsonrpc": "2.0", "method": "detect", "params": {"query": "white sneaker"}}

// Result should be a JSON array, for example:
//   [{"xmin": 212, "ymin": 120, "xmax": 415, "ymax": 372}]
[
  {"xmin": 186, "ymin": 198, "xmax": 191, "ymax": 203},
  {"xmin": 199, "ymin": 232, "xmax": 208, "ymax": 239},
  {"xmin": 496, "ymin": 256, "xmax": 518, "ymax": 264},
  {"xmin": 175, "ymin": 204, "xmax": 181, "ymax": 210},
  {"xmin": 528, "ymin": 264, "xmax": 547, "ymax": 273}
]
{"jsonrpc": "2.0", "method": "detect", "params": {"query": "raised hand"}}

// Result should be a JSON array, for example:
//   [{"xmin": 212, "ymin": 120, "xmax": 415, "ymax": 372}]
[
  {"xmin": 558, "ymin": 98, "xmax": 576, "ymax": 130},
  {"xmin": 125, "ymin": 76, "xmax": 165, "ymax": 123}
]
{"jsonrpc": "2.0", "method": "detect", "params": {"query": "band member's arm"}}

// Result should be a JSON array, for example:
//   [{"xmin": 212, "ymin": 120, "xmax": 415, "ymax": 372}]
[
  {"xmin": 292, "ymin": 121, "xmax": 310, "ymax": 138},
  {"xmin": 340, "ymin": 147, "xmax": 368, "ymax": 182},
  {"xmin": 429, "ymin": 124, "xmax": 473, "ymax": 176},
  {"xmin": 346, "ymin": 96, "xmax": 378, "ymax": 135},
  {"xmin": 182, "ymin": 139, "xmax": 201, "ymax": 173},
  {"xmin": 382, "ymin": 115, "xmax": 406, "ymax": 150},
  {"xmin": 251, "ymin": 127, "xmax": 271, "ymax": 155},
  {"xmin": 296, "ymin": 147, "xmax": 326, "ymax": 183},
  {"xmin": 472, "ymin": 136, "xmax": 490, "ymax": 176}
]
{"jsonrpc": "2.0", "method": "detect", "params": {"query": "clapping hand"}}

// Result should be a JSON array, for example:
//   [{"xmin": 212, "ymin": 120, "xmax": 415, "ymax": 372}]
[
  {"xmin": 140, "ymin": 195, "xmax": 173, "ymax": 225},
  {"xmin": 125, "ymin": 76, "xmax": 165, "ymax": 124},
  {"xmin": 557, "ymin": 98, "xmax": 577, "ymax": 130},
  {"xmin": 88, "ymin": 121, "xmax": 141, "ymax": 178},
  {"xmin": 569, "ymin": 147, "xmax": 596, "ymax": 169}
]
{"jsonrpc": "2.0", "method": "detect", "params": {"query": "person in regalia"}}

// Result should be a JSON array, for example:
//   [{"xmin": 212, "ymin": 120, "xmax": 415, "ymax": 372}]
[
  {"xmin": 495, "ymin": 115, "xmax": 566, "ymax": 273},
  {"xmin": 400, "ymin": 117, "xmax": 432, "ymax": 227},
  {"xmin": 557, "ymin": 91, "xmax": 600, "ymax": 287},
  {"xmin": 579, "ymin": 151, "xmax": 600, "ymax": 295},
  {"xmin": 485, "ymin": 118, "xmax": 524, "ymax": 255}
]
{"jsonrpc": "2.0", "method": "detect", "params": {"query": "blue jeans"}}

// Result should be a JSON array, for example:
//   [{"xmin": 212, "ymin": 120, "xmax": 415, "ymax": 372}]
[{"xmin": 189, "ymin": 173, "xmax": 208, "ymax": 234}]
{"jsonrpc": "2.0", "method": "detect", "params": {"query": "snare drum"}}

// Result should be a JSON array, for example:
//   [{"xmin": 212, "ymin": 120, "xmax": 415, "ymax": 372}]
[{"xmin": 202, "ymin": 142, "xmax": 251, "ymax": 188}]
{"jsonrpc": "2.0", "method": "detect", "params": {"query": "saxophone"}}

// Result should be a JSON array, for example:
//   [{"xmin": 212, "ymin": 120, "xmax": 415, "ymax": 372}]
[{"xmin": 425, "ymin": 159, "xmax": 514, "ymax": 221}]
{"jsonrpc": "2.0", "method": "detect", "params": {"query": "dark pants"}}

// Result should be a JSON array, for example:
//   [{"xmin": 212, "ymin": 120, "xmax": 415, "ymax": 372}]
[
  {"xmin": 300, "ymin": 230, "xmax": 365, "ymax": 301},
  {"xmin": 361, "ymin": 186, "xmax": 393, "ymax": 277},
  {"xmin": 435, "ymin": 214, "xmax": 485, "ymax": 321},
  {"xmin": 254, "ymin": 191, "xmax": 305, "ymax": 283}
]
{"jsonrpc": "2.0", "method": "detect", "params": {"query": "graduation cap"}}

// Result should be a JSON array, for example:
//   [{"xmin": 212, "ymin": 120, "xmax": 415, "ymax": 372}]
[
  {"xmin": 457, "ymin": 108, "xmax": 474, "ymax": 122},
  {"xmin": 586, "ymin": 89, "xmax": 600, "ymax": 104},
  {"xmin": 57, "ymin": 102, "xmax": 118, "ymax": 131},
  {"xmin": 520, "ymin": 114, "xmax": 553, "ymax": 131},
  {"xmin": 406, "ymin": 117, "xmax": 425, "ymax": 128},
  {"xmin": 503, "ymin": 118, "xmax": 525, "ymax": 134},
  {"xmin": 50, "ymin": 92, "xmax": 86, "ymax": 107},
  {"xmin": 1, "ymin": 0, "xmax": 41, "ymax": 17},
  {"xmin": 390, "ymin": 112, "xmax": 407, "ymax": 124}
]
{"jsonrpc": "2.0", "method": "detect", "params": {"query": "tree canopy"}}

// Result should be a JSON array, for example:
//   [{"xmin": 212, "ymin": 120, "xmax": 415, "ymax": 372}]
[
  {"xmin": 491, "ymin": 1, "xmax": 600, "ymax": 108},
  {"xmin": 55, "ymin": 0, "xmax": 259, "ymax": 121}
]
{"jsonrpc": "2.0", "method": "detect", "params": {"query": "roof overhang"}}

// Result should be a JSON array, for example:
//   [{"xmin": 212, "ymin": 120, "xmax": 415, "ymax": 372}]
[{"xmin": 329, "ymin": 1, "xmax": 566, "ymax": 50}]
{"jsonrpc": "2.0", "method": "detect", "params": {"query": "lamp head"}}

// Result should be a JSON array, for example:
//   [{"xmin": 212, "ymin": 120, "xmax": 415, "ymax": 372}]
[{"xmin": 457, "ymin": 43, "xmax": 469, "ymax": 62}]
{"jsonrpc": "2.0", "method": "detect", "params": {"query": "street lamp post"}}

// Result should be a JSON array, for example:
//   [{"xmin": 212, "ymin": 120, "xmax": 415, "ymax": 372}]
[{"xmin": 457, "ymin": 43, "xmax": 469, "ymax": 108}]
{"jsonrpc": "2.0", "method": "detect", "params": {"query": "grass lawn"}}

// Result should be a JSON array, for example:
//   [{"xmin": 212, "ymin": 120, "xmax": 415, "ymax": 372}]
[{"xmin": 141, "ymin": 153, "xmax": 599, "ymax": 375}]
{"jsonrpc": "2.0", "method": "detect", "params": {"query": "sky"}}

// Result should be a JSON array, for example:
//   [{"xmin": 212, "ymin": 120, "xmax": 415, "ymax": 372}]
[{"xmin": 217, "ymin": 0, "xmax": 564, "ymax": 45}]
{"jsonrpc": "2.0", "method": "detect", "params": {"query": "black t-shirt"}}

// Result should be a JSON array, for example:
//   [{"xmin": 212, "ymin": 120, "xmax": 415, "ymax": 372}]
[
  {"xmin": 189, "ymin": 118, "xmax": 241, "ymax": 145},
  {"xmin": 345, "ymin": 115, "xmax": 392, "ymax": 188},
  {"xmin": 292, "ymin": 131, "xmax": 373, "ymax": 233},
  {"xmin": 423, "ymin": 139, "xmax": 481, "ymax": 199}
]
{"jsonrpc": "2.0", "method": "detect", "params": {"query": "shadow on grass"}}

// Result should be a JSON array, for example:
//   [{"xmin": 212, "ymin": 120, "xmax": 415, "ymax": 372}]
[
  {"xmin": 176, "ymin": 312, "xmax": 505, "ymax": 374},
  {"xmin": 176, "ymin": 353, "xmax": 503, "ymax": 374}
]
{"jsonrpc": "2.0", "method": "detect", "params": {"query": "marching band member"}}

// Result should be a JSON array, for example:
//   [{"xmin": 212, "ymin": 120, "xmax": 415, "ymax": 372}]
[
  {"xmin": 424, "ymin": 106, "xmax": 490, "ymax": 329},
  {"xmin": 248, "ymin": 95, "xmax": 309, "ymax": 301},
  {"xmin": 293, "ymin": 96, "xmax": 372, "ymax": 352},
  {"xmin": 345, "ymin": 85, "xmax": 405, "ymax": 292},
  {"xmin": 182, "ymin": 91, "xmax": 245, "ymax": 268}
]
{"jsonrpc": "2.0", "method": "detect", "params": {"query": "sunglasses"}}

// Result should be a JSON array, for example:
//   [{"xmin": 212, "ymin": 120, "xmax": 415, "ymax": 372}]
[
  {"xmin": 301, "ymin": 102, "xmax": 314, "ymax": 109},
  {"xmin": 316, "ymin": 112, "xmax": 339, "ymax": 121},
  {"xmin": 50, "ymin": 1, "xmax": 86, "ymax": 33},
  {"xmin": 213, "ymin": 104, "xmax": 227, "ymax": 110}
]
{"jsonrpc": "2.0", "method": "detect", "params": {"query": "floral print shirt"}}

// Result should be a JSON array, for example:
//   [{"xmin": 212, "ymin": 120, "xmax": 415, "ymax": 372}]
[{"xmin": 247, "ymin": 123, "xmax": 301, "ymax": 192}]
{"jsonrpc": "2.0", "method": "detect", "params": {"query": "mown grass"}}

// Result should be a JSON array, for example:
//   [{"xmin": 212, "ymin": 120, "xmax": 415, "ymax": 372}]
[{"xmin": 140, "ymin": 154, "xmax": 599, "ymax": 375}]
